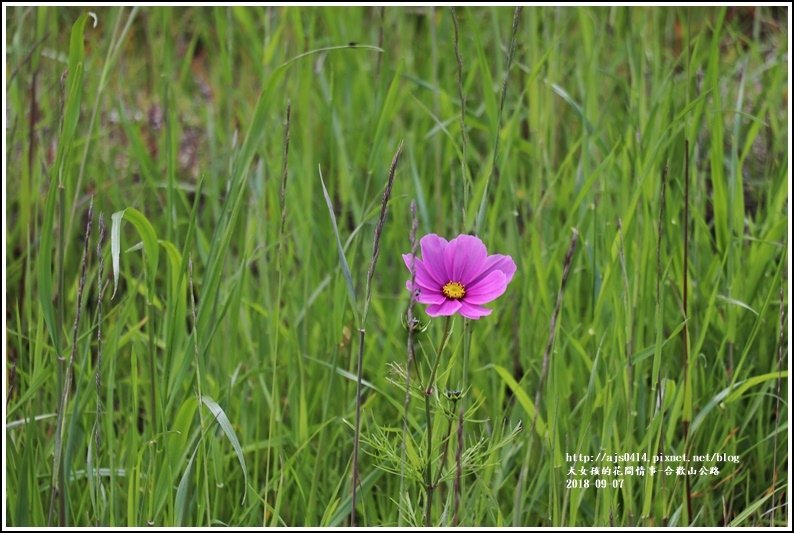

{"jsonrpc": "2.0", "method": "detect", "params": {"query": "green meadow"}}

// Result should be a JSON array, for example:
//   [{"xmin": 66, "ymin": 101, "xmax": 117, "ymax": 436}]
[{"xmin": 4, "ymin": 5, "xmax": 789, "ymax": 527}]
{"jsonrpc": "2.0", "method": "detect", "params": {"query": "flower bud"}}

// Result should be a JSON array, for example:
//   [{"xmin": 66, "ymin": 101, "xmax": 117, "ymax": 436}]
[
  {"xmin": 401, "ymin": 313, "xmax": 429, "ymax": 334},
  {"xmin": 444, "ymin": 389, "xmax": 464, "ymax": 402}
]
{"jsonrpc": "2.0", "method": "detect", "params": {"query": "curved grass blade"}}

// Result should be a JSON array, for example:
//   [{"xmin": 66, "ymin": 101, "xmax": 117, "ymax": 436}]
[
  {"xmin": 200, "ymin": 395, "xmax": 248, "ymax": 504},
  {"xmin": 110, "ymin": 208, "xmax": 160, "ymax": 299}
]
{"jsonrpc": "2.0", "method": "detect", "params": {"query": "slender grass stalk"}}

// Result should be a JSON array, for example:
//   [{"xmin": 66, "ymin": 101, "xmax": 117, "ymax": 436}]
[
  {"xmin": 362, "ymin": 141, "xmax": 403, "ymax": 324},
  {"xmin": 352, "ymin": 141, "xmax": 403, "ymax": 526},
  {"xmin": 53, "ymin": 180, "xmax": 67, "ymax": 527},
  {"xmin": 278, "ymin": 102, "xmax": 292, "ymax": 258},
  {"xmin": 351, "ymin": 327, "xmax": 366, "ymax": 527},
  {"xmin": 146, "ymin": 302, "xmax": 157, "ymax": 439},
  {"xmin": 450, "ymin": 7, "xmax": 469, "ymax": 229},
  {"xmin": 265, "ymin": 101, "xmax": 291, "ymax": 526},
  {"xmin": 681, "ymin": 140, "xmax": 693, "ymax": 524},
  {"xmin": 91, "ymin": 213, "xmax": 106, "ymax": 526},
  {"xmin": 188, "ymin": 257, "xmax": 212, "ymax": 525},
  {"xmin": 25, "ymin": 68, "xmax": 37, "ymax": 234},
  {"xmin": 475, "ymin": 6, "xmax": 522, "ymax": 234},
  {"xmin": 655, "ymin": 164, "xmax": 668, "ymax": 525},
  {"xmin": 654, "ymin": 164, "xmax": 669, "ymax": 384},
  {"xmin": 399, "ymin": 200, "xmax": 419, "ymax": 527},
  {"xmin": 428, "ymin": 5, "xmax": 443, "ymax": 222},
  {"xmin": 49, "ymin": 198, "xmax": 93, "ymax": 526}
]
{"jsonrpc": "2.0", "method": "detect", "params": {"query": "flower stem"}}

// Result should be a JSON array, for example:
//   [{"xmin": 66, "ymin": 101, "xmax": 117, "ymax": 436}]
[
  {"xmin": 423, "ymin": 389, "xmax": 434, "ymax": 526},
  {"xmin": 453, "ymin": 318, "xmax": 472, "ymax": 525},
  {"xmin": 425, "ymin": 316, "xmax": 452, "ymax": 396},
  {"xmin": 423, "ymin": 316, "xmax": 453, "ymax": 526}
]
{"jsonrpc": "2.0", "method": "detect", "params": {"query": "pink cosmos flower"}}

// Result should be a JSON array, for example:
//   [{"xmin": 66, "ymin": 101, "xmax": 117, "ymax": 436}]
[{"xmin": 403, "ymin": 233, "xmax": 516, "ymax": 320}]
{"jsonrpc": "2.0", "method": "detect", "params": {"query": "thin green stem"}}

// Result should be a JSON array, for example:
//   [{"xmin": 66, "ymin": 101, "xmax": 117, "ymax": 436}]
[
  {"xmin": 52, "ymin": 180, "xmax": 66, "ymax": 526},
  {"xmin": 423, "ymin": 390, "xmax": 434, "ymax": 527},
  {"xmin": 147, "ymin": 300, "xmax": 157, "ymax": 437},
  {"xmin": 423, "ymin": 316, "xmax": 453, "ymax": 526},
  {"xmin": 399, "ymin": 200, "xmax": 419, "ymax": 527},
  {"xmin": 351, "ymin": 327, "xmax": 366, "ymax": 527},
  {"xmin": 146, "ymin": 292, "xmax": 158, "ymax": 530},
  {"xmin": 425, "ymin": 316, "xmax": 453, "ymax": 396},
  {"xmin": 453, "ymin": 318, "xmax": 472, "ymax": 525},
  {"xmin": 49, "ymin": 198, "xmax": 93, "ymax": 526}
]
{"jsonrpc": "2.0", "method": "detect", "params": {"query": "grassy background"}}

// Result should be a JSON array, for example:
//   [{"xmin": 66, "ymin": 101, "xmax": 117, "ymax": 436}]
[{"xmin": 4, "ymin": 5, "xmax": 789, "ymax": 527}]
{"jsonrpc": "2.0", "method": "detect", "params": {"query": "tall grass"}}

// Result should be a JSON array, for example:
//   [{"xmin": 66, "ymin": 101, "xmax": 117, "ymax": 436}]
[{"xmin": 4, "ymin": 6, "xmax": 789, "ymax": 526}]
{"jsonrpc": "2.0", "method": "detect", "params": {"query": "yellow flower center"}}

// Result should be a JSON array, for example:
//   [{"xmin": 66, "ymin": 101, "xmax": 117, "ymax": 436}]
[{"xmin": 442, "ymin": 281, "xmax": 466, "ymax": 300}]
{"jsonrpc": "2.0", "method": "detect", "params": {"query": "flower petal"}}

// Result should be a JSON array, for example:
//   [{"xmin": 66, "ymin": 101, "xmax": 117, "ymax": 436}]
[
  {"xmin": 419, "ymin": 234, "xmax": 449, "ymax": 284},
  {"xmin": 403, "ymin": 255, "xmax": 442, "ymax": 291},
  {"xmin": 443, "ymin": 234, "xmax": 488, "ymax": 285},
  {"xmin": 464, "ymin": 270, "xmax": 507, "ymax": 305},
  {"xmin": 458, "ymin": 302, "xmax": 493, "ymax": 319},
  {"xmin": 405, "ymin": 280, "xmax": 446, "ymax": 305},
  {"xmin": 425, "ymin": 299, "xmax": 462, "ymax": 317},
  {"xmin": 468, "ymin": 254, "xmax": 516, "ymax": 286}
]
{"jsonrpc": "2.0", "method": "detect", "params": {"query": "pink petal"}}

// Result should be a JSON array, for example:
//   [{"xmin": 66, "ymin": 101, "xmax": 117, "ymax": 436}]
[
  {"xmin": 468, "ymin": 254, "xmax": 516, "ymax": 287},
  {"xmin": 425, "ymin": 299, "xmax": 462, "ymax": 317},
  {"xmin": 402, "ymin": 255, "xmax": 442, "ymax": 292},
  {"xmin": 458, "ymin": 302, "xmax": 493, "ymax": 319},
  {"xmin": 443, "ymin": 234, "xmax": 488, "ymax": 285},
  {"xmin": 419, "ymin": 234, "xmax": 449, "ymax": 284},
  {"xmin": 464, "ymin": 270, "xmax": 507, "ymax": 305},
  {"xmin": 405, "ymin": 280, "xmax": 446, "ymax": 305}
]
